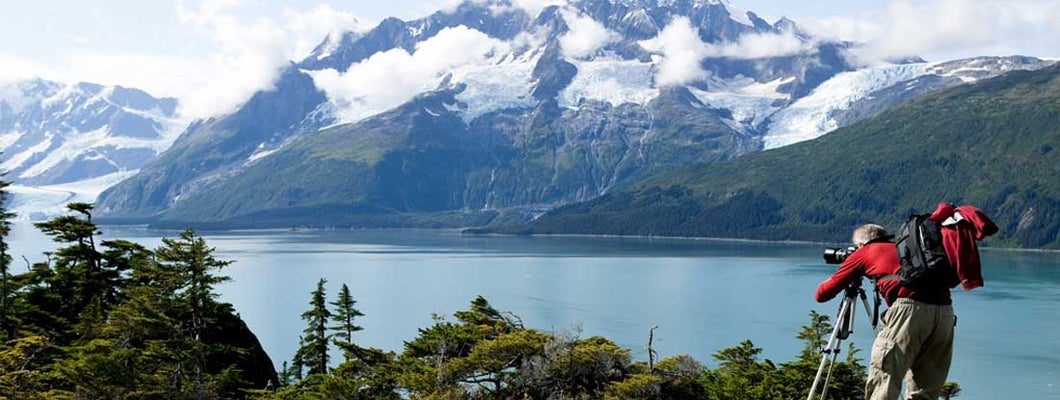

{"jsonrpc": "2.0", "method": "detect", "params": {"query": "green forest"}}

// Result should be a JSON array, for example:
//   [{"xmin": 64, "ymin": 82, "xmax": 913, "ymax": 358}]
[{"xmin": 0, "ymin": 177, "xmax": 964, "ymax": 399}]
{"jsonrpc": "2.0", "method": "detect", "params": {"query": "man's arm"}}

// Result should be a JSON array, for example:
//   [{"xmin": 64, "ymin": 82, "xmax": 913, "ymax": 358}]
[{"xmin": 815, "ymin": 251, "xmax": 865, "ymax": 302}]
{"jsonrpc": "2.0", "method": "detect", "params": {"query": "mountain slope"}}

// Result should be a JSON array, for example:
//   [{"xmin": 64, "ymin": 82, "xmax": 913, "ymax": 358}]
[
  {"xmin": 142, "ymin": 85, "xmax": 752, "ymax": 228},
  {"xmin": 504, "ymin": 63, "xmax": 1060, "ymax": 248},
  {"xmin": 95, "ymin": 66, "xmax": 327, "ymax": 219}
]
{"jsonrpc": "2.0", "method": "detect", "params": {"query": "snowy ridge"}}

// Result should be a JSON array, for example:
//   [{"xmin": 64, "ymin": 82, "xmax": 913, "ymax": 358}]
[
  {"xmin": 762, "ymin": 63, "xmax": 934, "ymax": 149},
  {"xmin": 0, "ymin": 131, "xmax": 21, "ymax": 150},
  {"xmin": 1, "ymin": 82, "xmax": 184, "ymax": 179},
  {"xmin": 0, "ymin": 79, "xmax": 60, "ymax": 113},
  {"xmin": 0, "ymin": 78, "xmax": 183, "ymax": 219},
  {"xmin": 718, "ymin": 0, "xmax": 754, "ymax": 26},
  {"xmin": 15, "ymin": 126, "xmax": 171, "ymax": 180},
  {"xmin": 1, "ymin": 135, "xmax": 54, "ymax": 174}
]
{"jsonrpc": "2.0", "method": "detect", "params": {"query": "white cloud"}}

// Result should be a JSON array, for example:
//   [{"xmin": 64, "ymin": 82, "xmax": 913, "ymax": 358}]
[
  {"xmin": 0, "ymin": 55, "xmax": 51, "ymax": 85},
  {"xmin": 639, "ymin": 17, "xmax": 710, "ymax": 86},
  {"xmin": 49, "ymin": 52, "xmax": 209, "ymax": 96},
  {"xmin": 454, "ymin": 0, "xmax": 566, "ymax": 17},
  {"xmin": 638, "ymin": 17, "xmax": 814, "ymax": 86},
  {"xmin": 709, "ymin": 31, "xmax": 813, "ymax": 59},
  {"xmin": 2, "ymin": 1, "xmax": 375, "ymax": 121},
  {"xmin": 515, "ymin": 0, "xmax": 567, "ymax": 18},
  {"xmin": 0, "ymin": 52, "xmax": 208, "ymax": 110},
  {"xmin": 310, "ymin": 26, "xmax": 510, "ymax": 123},
  {"xmin": 798, "ymin": 0, "xmax": 1060, "ymax": 64},
  {"xmin": 282, "ymin": 4, "xmax": 368, "ymax": 61},
  {"xmin": 558, "ymin": 9, "xmax": 620, "ymax": 59},
  {"xmin": 175, "ymin": 0, "xmax": 290, "ymax": 119}
]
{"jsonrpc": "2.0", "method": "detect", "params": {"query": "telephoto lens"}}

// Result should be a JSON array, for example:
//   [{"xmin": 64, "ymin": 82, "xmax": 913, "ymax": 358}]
[{"xmin": 822, "ymin": 246, "xmax": 856, "ymax": 264}]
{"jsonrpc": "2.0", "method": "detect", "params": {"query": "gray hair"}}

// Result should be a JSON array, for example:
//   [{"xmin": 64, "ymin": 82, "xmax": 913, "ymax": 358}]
[{"xmin": 852, "ymin": 224, "xmax": 890, "ymax": 247}]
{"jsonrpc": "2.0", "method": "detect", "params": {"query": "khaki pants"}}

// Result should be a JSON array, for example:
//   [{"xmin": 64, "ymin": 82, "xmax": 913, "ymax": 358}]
[{"xmin": 866, "ymin": 298, "xmax": 955, "ymax": 400}]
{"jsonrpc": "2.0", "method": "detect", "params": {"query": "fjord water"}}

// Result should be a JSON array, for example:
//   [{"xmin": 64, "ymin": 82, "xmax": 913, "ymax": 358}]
[{"xmin": 8, "ymin": 223, "xmax": 1058, "ymax": 399}]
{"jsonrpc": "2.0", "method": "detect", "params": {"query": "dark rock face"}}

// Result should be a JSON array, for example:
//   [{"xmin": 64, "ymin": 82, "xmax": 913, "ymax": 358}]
[{"xmin": 203, "ymin": 304, "xmax": 279, "ymax": 393}]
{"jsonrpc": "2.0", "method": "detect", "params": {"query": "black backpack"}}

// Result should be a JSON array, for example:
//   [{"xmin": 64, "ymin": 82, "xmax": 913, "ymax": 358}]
[{"xmin": 891, "ymin": 214, "xmax": 959, "ymax": 289}]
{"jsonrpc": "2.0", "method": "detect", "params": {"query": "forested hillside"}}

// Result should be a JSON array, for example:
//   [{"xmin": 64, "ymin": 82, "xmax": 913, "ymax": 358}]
[{"xmin": 500, "ymin": 63, "xmax": 1060, "ymax": 248}]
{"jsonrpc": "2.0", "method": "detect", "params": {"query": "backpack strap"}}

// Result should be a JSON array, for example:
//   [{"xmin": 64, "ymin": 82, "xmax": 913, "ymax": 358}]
[{"xmin": 866, "ymin": 275, "xmax": 889, "ymax": 330}]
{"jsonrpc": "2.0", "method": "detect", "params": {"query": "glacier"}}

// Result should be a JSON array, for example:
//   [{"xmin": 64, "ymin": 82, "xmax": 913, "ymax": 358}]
[
  {"xmin": 690, "ymin": 76, "xmax": 792, "ymax": 130},
  {"xmin": 761, "ymin": 62, "xmax": 935, "ymax": 149},
  {"xmin": 450, "ymin": 52, "xmax": 538, "ymax": 121},
  {"xmin": 7, "ymin": 171, "xmax": 140, "ymax": 221},
  {"xmin": 559, "ymin": 58, "xmax": 657, "ymax": 109}
]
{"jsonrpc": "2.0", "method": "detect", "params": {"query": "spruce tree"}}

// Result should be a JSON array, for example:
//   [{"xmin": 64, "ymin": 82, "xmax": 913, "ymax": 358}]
[
  {"xmin": 291, "ymin": 336, "xmax": 306, "ymax": 381},
  {"xmin": 299, "ymin": 278, "xmax": 332, "ymax": 375},
  {"xmin": 330, "ymin": 283, "xmax": 364, "ymax": 359},
  {"xmin": 31, "ymin": 203, "xmax": 118, "ymax": 340},
  {"xmin": 0, "ymin": 175, "xmax": 14, "ymax": 340},
  {"xmin": 155, "ymin": 228, "xmax": 232, "ymax": 340},
  {"xmin": 154, "ymin": 228, "xmax": 233, "ymax": 392}
]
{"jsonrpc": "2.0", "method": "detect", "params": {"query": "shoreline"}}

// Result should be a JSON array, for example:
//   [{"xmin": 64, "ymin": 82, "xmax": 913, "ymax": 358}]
[
  {"xmin": 24, "ymin": 218, "xmax": 1051, "ymax": 252},
  {"xmin": 87, "ymin": 222, "xmax": 1060, "ymax": 254}
]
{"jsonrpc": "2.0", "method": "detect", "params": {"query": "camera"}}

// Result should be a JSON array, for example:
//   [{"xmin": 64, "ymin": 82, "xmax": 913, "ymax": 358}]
[{"xmin": 823, "ymin": 246, "xmax": 856, "ymax": 264}]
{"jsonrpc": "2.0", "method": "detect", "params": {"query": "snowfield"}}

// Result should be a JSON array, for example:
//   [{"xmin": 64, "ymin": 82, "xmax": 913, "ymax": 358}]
[{"xmin": 761, "ymin": 63, "xmax": 934, "ymax": 149}]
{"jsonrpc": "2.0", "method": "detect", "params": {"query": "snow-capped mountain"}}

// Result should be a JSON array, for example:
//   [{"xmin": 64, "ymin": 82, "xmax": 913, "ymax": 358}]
[
  {"xmin": 0, "ymin": 78, "xmax": 183, "ymax": 219},
  {"xmin": 297, "ymin": 0, "xmax": 845, "ymax": 127},
  {"xmin": 84, "ymin": 0, "xmax": 1055, "ymax": 228}
]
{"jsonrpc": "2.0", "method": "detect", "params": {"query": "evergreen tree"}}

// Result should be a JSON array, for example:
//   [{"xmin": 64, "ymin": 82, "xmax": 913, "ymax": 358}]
[
  {"xmin": 30, "ymin": 203, "xmax": 121, "ymax": 340},
  {"xmin": 278, "ymin": 360, "xmax": 291, "ymax": 387},
  {"xmin": 797, "ymin": 310, "xmax": 830, "ymax": 360},
  {"xmin": 329, "ymin": 283, "xmax": 364, "ymax": 359},
  {"xmin": 153, "ymin": 228, "xmax": 234, "ymax": 394},
  {"xmin": 155, "ymin": 228, "xmax": 232, "ymax": 340},
  {"xmin": 0, "ymin": 175, "xmax": 14, "ymax": 340},
  {"xmin": 290, "ymin": 337, "xmax": 306, "ymax": 381},
  {"xmin": 299, "ymin": 279, "xmax": 332, "ymax": 375}
]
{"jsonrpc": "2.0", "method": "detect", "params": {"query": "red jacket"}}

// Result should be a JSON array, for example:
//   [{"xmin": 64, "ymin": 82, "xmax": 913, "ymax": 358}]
[
  {"xmin": 815, "ymin": 241, "xmax": 951, "ymax": 306},
  {"xmin": 929, "ymin": 203, "xmax": 999, "ymax": 291}
]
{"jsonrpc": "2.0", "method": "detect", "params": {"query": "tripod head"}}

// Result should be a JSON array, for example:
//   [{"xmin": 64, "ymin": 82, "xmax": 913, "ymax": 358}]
[
  {"xmin": 843, "ymin": 278, "xmax": 864, "ymax": 298},
  {"xmin": 835, "ymin": 279, "xmax": 868, "ymax": 340}
]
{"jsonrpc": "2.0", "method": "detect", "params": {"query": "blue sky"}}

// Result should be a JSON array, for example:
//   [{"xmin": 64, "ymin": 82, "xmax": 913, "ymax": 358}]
[{"xmin": 2, "ymin": 0, "xmax": 1056, "ymax": 118}]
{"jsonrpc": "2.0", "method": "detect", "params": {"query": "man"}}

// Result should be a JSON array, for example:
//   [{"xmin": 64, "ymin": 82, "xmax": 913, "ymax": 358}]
[{"xmin": 816, "ymin": 224, "xmax": 955, "ymax": 400}]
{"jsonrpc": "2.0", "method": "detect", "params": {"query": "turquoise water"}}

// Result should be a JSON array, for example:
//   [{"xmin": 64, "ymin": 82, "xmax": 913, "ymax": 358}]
[{"xmin": 7, "ymin": 223, "xmax": 1059, "ymax": 399}]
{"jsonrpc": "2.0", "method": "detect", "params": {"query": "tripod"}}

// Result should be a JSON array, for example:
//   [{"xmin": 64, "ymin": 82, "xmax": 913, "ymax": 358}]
[{"xmin": 807, "ymin": 279, "xmax": 873, "ymax": 400}]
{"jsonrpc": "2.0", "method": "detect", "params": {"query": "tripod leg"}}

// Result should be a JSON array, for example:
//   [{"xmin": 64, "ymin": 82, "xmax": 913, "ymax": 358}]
[
  {"xmin": 808, "ymin": 299, "xmax": 851, "ymax": 400},
  {"xmin": 821, "ymin": 348, "xmax": 841, "ymax": 400}
]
